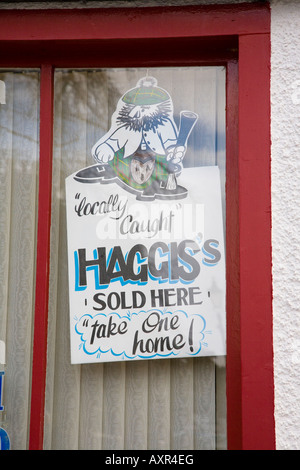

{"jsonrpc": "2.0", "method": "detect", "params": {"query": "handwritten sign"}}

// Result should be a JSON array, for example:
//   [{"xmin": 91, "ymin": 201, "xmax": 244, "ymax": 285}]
[
  {"xmin": 66, "ymin": 165, "xmax": 225, "ymax": 363},
  {"xmin": 66, "ymin": 76, "xmax": 226, "ymax": 364}
]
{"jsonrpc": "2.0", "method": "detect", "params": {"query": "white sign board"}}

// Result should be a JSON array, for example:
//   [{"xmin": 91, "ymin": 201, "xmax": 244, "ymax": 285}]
[{"xmin": 65, "ymin": 76, "xmax": 226, "ymax": 364}]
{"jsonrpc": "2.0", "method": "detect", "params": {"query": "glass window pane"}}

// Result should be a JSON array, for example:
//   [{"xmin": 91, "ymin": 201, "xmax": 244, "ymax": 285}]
[
  {"xmin": 0, "ymin": 70, "xmax": 40, "ymax": 450},
  {"xmin": 45, "ymin": 68, "xmax": 226, "ymax": 450}
]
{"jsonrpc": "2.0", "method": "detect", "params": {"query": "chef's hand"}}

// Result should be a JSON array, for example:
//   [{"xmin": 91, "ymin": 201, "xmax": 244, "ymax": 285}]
[
  {"xmin": 166, "ymin": 145, "xmax": 186, "ymax": 164},
  {"xmin": 166, "ymin": 145, "xmax": 186, "ymax": 173},
  {"xmin": 92, "ymin": 142, "xmax": 115, "ymax": 164}
]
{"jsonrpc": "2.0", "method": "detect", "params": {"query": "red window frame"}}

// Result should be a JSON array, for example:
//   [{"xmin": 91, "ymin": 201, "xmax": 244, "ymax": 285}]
[{"xmin": 0, "ymin": 3, "xmax": 274, "ymax": 450}]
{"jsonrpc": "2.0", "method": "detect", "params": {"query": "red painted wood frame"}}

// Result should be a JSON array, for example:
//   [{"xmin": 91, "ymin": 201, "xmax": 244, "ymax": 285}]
[{"xmin": 0, "ymin": 3, "xmax": 274, "ymax": 450}]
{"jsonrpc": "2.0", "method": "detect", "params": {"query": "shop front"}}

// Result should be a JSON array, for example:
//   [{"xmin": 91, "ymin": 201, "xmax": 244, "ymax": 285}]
[{"xmin": 0, "ymin": 3, "xmax": 274, "ymax": 451}]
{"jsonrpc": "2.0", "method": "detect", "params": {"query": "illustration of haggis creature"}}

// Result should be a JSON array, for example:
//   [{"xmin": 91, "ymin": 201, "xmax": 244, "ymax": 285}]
[{"xmin": 76, "ymin": 76, "xmax": 198, "ymax": 200}]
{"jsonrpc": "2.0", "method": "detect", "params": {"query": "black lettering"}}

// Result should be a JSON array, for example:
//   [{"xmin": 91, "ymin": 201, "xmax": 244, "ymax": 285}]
[
  {"xmin": 76, "ymin": 239, "xmax": 201, "ymax": 289},
  {"xmin": 170, "ymin": 240, "xmax": 200, "ymax": 281},
  {"xmin": 93, "ymin": 293, "xmax": 106, "ymax": 311},
  {"xmin": 132, "ymin": 291, "xmax": 146, "ymax": 309},
  {"xmin": 107, "ymin": 292, "xmax": 121, "ymax": 310},
  {"xmin": 148, "ymin": 242, "xmax": 169, "ymax": 280},
  {"xmin": 90, "ymin": 320, "xmax": 99, "ymax": 345},
  {"xmin": 132, "ymin": 331, "xmax": 185, "ymax": 355},
  {"xmin": 106, "ymin": 246, "xmax": 128, "ymax": 282},
  {"xmin": 172, "ymin": 334, "xmax": 185, "ymax": 350},
  {"xmin": 78, "ymin": 247, "xmax": 107, "ymax": 287},
  {"xmin": 150, "ymin": 289, "xmax": 164, "ymax": 308},
  {"xmin": 164, "ymin": 288, "xmax": 176, "ymax": 307},
  {"xmin": 176, "ymin": 288, "xmax": 188, "ymax": 306},
  {"xmin": 75, "ymin": 196, "xmax": 86, "ymax": 216},
  {"xmin": 126, "ymin": 244, "xmax": 148, "ymax": 282},
  {"xmin": 120, "ymin": 291, "xmax": 132, "ymax": 309},
  {"xmin": 203, "ymin": 239, "xmax": 221, "ymax": 265},
  {"xmin": 142, "ymin": 312, "xmax": 160, "ymax": 334},
  {"xmin": 188, "ymin": 287, "xmax": 203, "ymax": 305}
]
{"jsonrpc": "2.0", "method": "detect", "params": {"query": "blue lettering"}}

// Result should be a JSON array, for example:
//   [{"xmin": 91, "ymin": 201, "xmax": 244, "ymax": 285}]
[{"xmin": 0, "ymin": 427, "xmax": 10, "ymax": 450}]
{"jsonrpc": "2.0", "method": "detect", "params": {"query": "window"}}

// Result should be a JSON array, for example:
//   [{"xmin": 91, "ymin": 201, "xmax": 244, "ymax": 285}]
[
  {"xmin": 45, "ymin": 66, "xmax": 226, "ymax": 450},
  {"xmin": 0, "ymin": 70, "xmax": 39, "ymax": 449},
  {"xmin": 0, "ymin": 4, "xmax": 274, "ymax": 450}
]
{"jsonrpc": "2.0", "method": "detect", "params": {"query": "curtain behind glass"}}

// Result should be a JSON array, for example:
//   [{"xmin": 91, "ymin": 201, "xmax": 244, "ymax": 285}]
[
  {"xmin": 45, "ymin": 68, "xmax": 226, "ymax": 450},
  {"xmin": 0, "ymin": 71, "xmax": 39, "ymax": 449}
]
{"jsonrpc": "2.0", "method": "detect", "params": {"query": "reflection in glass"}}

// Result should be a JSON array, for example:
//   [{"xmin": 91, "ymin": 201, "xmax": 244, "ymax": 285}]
[
  {"xmin": 45, "ymin": 68, "xmax": 226, "ymax": 450},
  {"xmin": 0, "ymin": 71, "xmax": 40, "ymax": 449}
]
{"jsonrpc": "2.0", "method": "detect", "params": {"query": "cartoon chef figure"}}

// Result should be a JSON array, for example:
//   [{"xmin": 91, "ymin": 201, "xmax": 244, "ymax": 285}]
[{"xmin": 91, "ymin": 76, "xmax": 197, "ymax": 194}]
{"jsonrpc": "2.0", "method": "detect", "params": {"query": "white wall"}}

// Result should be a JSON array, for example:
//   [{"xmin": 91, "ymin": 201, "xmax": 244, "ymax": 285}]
[{"xmin": 271, "ymin": 0, "xmax": 300, "ymax": 450}]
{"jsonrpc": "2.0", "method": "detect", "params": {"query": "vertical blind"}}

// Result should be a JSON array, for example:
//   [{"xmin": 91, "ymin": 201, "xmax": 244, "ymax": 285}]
[
  {"xmin": 44, "ymin": 68, "xmax": 227, "ymax": 450},
  {"xmin": 0, "ymin": 71, "xmax": 40, "ymax": 449}
]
